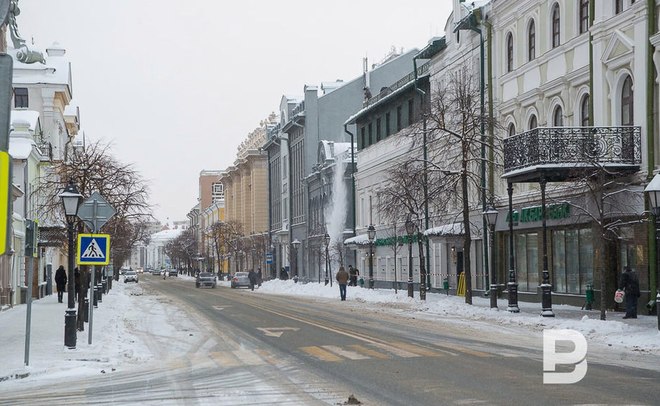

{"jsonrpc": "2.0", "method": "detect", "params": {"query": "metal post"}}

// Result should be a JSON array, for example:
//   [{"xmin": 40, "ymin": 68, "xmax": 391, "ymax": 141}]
[
  {"xmin": 407, "ymin": 237, "xmax": 414, "ymax": 298},
  {"xmin": 324, "ymin": 242, "xmax": 329, "ymax": 286},
  {"xmin": 507, "ymin": 183, "xmax": 519, "ymax": 312},
  {"xmin": 489, "ymin": 222, "xmax": 498, "ymax": 310},
  {"xmin": 64, "ymin": 220, "xmax": 77, "ymax": 348},
  {"xmin": 540, "ymin": 177, "xmax": 554, "ymax": 317},
  {"xmin": 24, "ymin": 256, "xmax": 33, "ymax": 365},
  {"xmin": 368, "ymin": 241, "xmax": 374, "ymax": 289},
  {"xmin": 655, "ymin": 212, "xmax": 660, "ymax": 331}
]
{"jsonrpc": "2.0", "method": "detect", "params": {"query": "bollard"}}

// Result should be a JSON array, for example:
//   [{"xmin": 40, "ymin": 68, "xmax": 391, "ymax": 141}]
[
  {"xmin": 584, "ymin": 283, "xmax": 594, "ymax": 310},
  {"xmin": 97, "ymin": 283, "xmax": 103, "ymax": 303},
  {"xmin": 102, "ymin": 279, "xmax": 108, "ymax": 294},
  {"xmin": 443, "ymin": 277, "xmax": 449, "ymax": 295},
  {"xmin": 93, "ymin": 287, "xmax": 98, "ymax": 308},
  {"xmin": 83, "ymin": 297, "xmax": 89, "ymax": 322}
]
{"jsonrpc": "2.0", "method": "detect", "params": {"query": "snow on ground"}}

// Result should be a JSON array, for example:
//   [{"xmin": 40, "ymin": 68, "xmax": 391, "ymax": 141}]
[{"xmin": 1, "ymin": 274, "xmax": 658, "ymax": 388}]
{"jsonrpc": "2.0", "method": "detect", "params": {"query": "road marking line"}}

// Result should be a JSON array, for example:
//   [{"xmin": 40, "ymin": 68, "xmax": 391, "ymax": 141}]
[
  {"xmin": 347, "ymin": 344, "xmax": 391, "ymax": 359},
  {"xmin": 233, "ymin": 349, "xmax": 265, "ymax": 365},
  {"xmin": 371, "ymin": 342, "xmax": 420, "ymax": 358},
  {"xmin": 321, "ymin": 345, "xmax": 370, "ymax": 360},
  {"xmin": 209, "ymin": 351, "xmax": 241, "ymax": 367},
  {"xmin": 436, "ymin": 343, "xmax": 493, "ymax": 358},
  {"xmin": 300, "ymin": 346, "xmax": 342, "ymax": 362},
  {"xmin": 388, "ymin": 341, "xmax": 443, "ymax": 357}
]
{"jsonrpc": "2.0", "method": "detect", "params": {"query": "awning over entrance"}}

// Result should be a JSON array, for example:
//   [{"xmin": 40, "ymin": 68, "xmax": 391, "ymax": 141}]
[
  {"xmin": 343, "ymin": 234, "xmax": 370, "ymax": 246},
  {"xmin": 424, "ymin": 223, "xmax": 464, "ymax": 237}
]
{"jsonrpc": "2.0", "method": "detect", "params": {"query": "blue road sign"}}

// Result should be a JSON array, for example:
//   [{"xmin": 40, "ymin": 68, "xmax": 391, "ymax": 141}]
[
  {"xmin": 77, "ymin": 234, "xmax": 111, "ymax": 265},
  {"xmin": 266, "ymin": 252, "xmax": 273, "ymax": 264}
]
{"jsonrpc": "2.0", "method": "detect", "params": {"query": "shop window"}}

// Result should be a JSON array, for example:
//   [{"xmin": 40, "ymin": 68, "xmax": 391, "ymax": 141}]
[
  {"xmin": 514, "ymin": 232, "xmax": 539, "ymax": 292},
  {"xmin": 552, "ymin": 228, "xmax": 593, "ymax": 294}
]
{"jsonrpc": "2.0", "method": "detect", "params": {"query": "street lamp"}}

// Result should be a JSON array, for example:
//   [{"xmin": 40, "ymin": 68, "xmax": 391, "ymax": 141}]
[
  {"xmin": 324, "ymin": 233, "xmax": 330, "ymax": 286},
  {"xmin": 644, "ymin": 174, "xmax": 660, "ymax": 331},
  {"xmin": 367, "ymin": 224, "xmax": 376, "ymax": 289},
  {"xmin": 292, "ymin": 239, "xmax": 301, "ymax": 279},
  {"xmin": 405, "ymin": 218, "xmax": 415, "ymax": 298},
  {"xmin": 59, "ymin": 179, "xmax": 83, "ymax": 349},
  {"xmin": 484, "ymin": 206, "xmax": 498, "ymax": 310}
]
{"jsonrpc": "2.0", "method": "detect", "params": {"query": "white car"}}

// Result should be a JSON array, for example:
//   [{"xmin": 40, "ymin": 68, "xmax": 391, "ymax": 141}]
[{"xmin": 124, "ymin": 270, "xmax": 139, "ymax": 283}]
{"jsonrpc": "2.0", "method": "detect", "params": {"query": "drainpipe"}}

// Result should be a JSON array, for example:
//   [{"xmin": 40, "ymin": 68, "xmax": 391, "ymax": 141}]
[
  {"xmin": 647, "ymin": 0, "xmax": 658, "ymax": 312},
  {"xmin": 344, "ymin": 123, "xmax": 356, "ymax": 236},
  {"xmin": 413, "ymin": 56, "xmax": 431, "ymax": 289}
]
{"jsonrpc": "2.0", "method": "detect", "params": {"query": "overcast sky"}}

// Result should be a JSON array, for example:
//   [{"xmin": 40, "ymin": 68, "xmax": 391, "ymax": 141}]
[{"xmin": 18, "ymin": 1, "xmax": 452, "ymax": 224}]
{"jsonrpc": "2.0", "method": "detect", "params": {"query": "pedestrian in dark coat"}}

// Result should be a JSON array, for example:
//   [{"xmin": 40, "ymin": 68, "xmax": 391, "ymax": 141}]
[
  {"xmin": 349, "ymin": 265, "xmax": 359, "ymax": 287},
  {"xmin": 54, "ymin": 265, "xmax": 67, "ymax": 303},
  {"xmin": 336, "ymin": 266, "xmax": 349, "ymax": 301},
  {"xmin": 619, "ymin": 266, "xmax": 641, "ymax": 319},
  {"xmin": 248, "ymin": 270, "xmax": 258, "ymax": 291}
]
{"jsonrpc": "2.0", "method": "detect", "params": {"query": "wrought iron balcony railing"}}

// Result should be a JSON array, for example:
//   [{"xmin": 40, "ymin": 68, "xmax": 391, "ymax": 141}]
[
  {"xmin": 503, "ymin": 126, "xmax": 641, "ymax": 176},
  {"xmin": 364, "ymin": 62, "xmax": 430, "ymax": 108}
]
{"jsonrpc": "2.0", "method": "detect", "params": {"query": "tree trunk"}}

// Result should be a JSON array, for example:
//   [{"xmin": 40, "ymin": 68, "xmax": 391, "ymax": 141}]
[{"xmin": 462, "ymin": 140, "xmax": 472, "ymax": 304}]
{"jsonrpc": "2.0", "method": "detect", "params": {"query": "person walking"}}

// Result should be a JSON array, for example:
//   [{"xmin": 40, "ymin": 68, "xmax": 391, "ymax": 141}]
[
  {"xmin": 248, "ymin": 270, "xmax": 258, "ymax": 291},
  {"xmin": 54, "ymin": 265, "xmax": 67, "ymax": 303},
  {"xmin": 336, "ymin": 266, "xmax": 349, "ymax": 301},
  {"xmin": 619, "ymin": 266, "xmax": 640, "ymax": 319},
  {"xmin": 349, "ymin": 265, "xmax": 359, "ymax": 287}
]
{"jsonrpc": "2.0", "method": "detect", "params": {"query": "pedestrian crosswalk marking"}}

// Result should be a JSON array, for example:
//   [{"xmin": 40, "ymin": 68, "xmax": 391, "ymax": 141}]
[
  {"xmin": 232, "ymin": 349, "xmax": 264, "ymax": 365},
  {"xmin": 347, "ymin": 344, "xmax": 391, "ymax": 360},
  {"xmin": 321, "ymin": 345, "xmax": 370, "ymax": 360},
  {"xmin": 300, "ymin": 346, "xmax": 343, "ymax": 362},
  {"xmin": 210, "ymin": 351, "xmax": 242, "ymax": 367},
  {"xmin": 388, "ymin": 341, "xmax": 443, "ymax": 357},
  {"xmin": 439, "ymin": 343, "xmax": 493, "ymax": 358},
  {"xmin": 370, "ymin": 342, "xmax": 420, "ymax": 358},
  {"xmin": 81, "ymin": 238, "xmax": 105, "ymax": 259}
]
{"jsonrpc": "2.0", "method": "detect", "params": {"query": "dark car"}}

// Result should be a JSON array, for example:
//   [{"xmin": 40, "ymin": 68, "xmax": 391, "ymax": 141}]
[
  {"xmin": 231, "ymin": 272, "xmax": 251, "ymax": 289},
  {"xmin": 196, "ymin": 272, "xmax": 216, "ymax": 288},
  {"xmin": 168, "ymin": 269, "xmax": 178, "ymax": 277}
]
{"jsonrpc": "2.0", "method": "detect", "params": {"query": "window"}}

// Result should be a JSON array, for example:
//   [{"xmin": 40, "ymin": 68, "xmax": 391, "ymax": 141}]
[
  {"xmin": 211, "ymin": 183, "xmax": 224, "ymax": 202},
  {"xmin": 385, "ymin": 112, "xmax": 391, "ymax": 136},
  {"xmin": 529, "ymin": 114, "xmax": 538, "ymax": 130},
  {"xmin": 552, "ymin": 105, "xmax": 563, "ymax": 126},
  {"xmin": 580, "ymin": 95, "xmax": 590, "ymax": 126},
  {"xmin": 396, "ymin": 105, "xmax": 402, "ymax": 131},
  {"xmin": 528, "ymin": 20, "xmax": 536, "ymax": 61},
  {"xmin": 506, "ymin": 32, "xmax": 513, "ymax": 72},
  {"xmin": 368, "ymin": 122, "xmax": 373, "ymax": 145},
  {"xmin": 552, "ymin": 228, "xmax": 593, "ymax": 294},
  {"xmin": 407, "ymin": 99, "xmax": 414, "ymax": 126},
  {"xmin": 376, "ymin": 117, "xmax": 382, "ymax": 142},
  {"xmin": 615, "ymin": 0, "xmax": 624, "ymax": 14},
  {"xmin": 14, "ymin": 87, "xmax": 28, "ymax": 108},
  {"xmin": 508, "ymin": 123, "xmax": 516, "ymax": 137},
  {"xmin": 552, "ymin": 4, "xmax": 561, "ymax": 48},
  {"xmin": 621, "ymin": 75, "xmax": 633, "ymax": 125},
  {"xmin": 579, "ymin": 0, "xmax": 589, "ymax": 34},
  {"xmin": 360, "ymin": 127, "xmax": 366, "ymax": 149}
]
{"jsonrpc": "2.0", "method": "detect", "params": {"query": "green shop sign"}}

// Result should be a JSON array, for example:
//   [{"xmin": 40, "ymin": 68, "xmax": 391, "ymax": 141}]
[{"xmin": 506, "ymin": 202, "xmax": 570, "ymax": 224}]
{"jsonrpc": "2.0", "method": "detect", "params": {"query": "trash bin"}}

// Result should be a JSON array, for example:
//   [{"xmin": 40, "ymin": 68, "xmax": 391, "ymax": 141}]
[
  {"xmin": 585, "ymin": 283, "xmax": 594, "ymax": 310},
  {"xmin": 443, "ymin": 277, "xmax": 449, "ymax": 295}
]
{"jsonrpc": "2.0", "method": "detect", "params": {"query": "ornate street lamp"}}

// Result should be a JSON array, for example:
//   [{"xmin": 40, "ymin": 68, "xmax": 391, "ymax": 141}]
[
  {"xmin": 367, "ymin": 224, "xmax": 376, "ymax": 289},
  {"xmin": 484, "ymin": 206, "xmax": 498, "ymax": 310},
  {"xmin": 644, "ymin": 174, "xmax": 660, "ymax": 331},
  {"xmin": 292, "ymin": 239, "xmax": 301, "ymax": 279},
  {"xmin": 324, "ymin": 233, "xmax": 330, "ymax": 286},
  {"xmin": 405, "ymin": 218, "xmax": 415, "ymax": 298},
  {"xmin": 59, "ymin": 179, "xmax": 83, "ymax": 349},
  {"xmin": 506, "ymin": 183, "xmax": 520, "ymax": 312}
]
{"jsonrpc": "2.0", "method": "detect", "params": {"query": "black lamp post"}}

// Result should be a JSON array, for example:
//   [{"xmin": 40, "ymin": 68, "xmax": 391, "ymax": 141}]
[
  {"xmin": 292, "ymin": 239, "xmax": 301, "ymax": 279},
  {"xmin": 405, "ymin": 218, "xmax": 415, "ymax": 298},
  {"xmin": 484, "ymin": 206, "xmax": 498, "ymax": 310},
  {"xmin": 507, "ymin": 183, "xmax": 520, "ymax": 312},
  {"xmin": 324, "ymin": 233, "xmax": 330, "ymax": 285},
  {"xmin": 644, "ymin": 174, "xmax": 660, "ymax": 331},
  {"xmin": 59, "ymin": 179, "xmax": 82, "ymax": 349},
  {"xmin": 367, "ymin": 224, "xmax": 376, "ymax": 289}
]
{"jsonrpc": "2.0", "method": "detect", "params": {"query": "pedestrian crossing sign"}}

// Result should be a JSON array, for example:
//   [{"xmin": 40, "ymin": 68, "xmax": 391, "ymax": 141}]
[{"xmin": 77, "ymin": 234, "xmax": 110, "ymax": 265}]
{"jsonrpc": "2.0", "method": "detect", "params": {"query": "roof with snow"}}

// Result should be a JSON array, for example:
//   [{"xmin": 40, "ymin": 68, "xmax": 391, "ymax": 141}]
[{"xmin": 424, "ymin": 223, "xmax": 464, "ymax": 237}]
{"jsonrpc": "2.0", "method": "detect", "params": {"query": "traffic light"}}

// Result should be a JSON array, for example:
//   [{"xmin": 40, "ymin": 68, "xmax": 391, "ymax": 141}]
[{"xmin": 0, "ymin": 151, "xmax": 9, "ymax": 256}]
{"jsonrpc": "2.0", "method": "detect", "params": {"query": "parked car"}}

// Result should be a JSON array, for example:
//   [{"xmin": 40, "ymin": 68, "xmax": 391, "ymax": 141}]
[
  {"xmin": 151, "ymin": 269, "xmax": 161, "ymax": 276},
  {"xmin": 196, "ymin": 272, "xmax": 216, "ymax": 288},
  {"xmin": 168, "ymin": 269, "xmax": 178, "ymax": 277},
  {"xmin": 231, "ymin": 272, "xmax": 251, "ymax": 289},
  {"xmin": 124, "ymin": 270, "xmax": 139, "ymax": 283}
]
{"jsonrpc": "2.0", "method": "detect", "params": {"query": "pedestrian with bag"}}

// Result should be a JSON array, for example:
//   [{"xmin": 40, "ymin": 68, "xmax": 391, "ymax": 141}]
[
  {"xmin": 619, "ymin": 266, "xmax": 640, "ymax": 319},
  {"xmin": 336, "ymin": 266, "xmax": 349, "ymax": 301},
  {"xmin": 54, "ymin": 265, "xmax": 67, "ymax": 303},
  {"xmin": 248, "ymin": 269, "xmax": 258, "ymax": 291}
]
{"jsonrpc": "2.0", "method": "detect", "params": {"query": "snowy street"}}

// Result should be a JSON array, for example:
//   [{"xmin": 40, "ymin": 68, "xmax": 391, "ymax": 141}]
[{"xmin": 1, "ymin": 274, "xmax": 659, "ymax": 405}]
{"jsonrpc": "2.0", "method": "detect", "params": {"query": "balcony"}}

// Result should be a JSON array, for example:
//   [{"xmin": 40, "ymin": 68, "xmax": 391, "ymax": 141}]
[{"xmin": 503, "ymin": 126, "xmax": 641, "ymax": 183}]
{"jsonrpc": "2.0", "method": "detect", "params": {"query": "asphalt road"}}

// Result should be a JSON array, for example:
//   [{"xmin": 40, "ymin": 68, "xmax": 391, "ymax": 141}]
[{"xmin": 2, "ymin": 276, "xmax": 657, "ymax": 405}]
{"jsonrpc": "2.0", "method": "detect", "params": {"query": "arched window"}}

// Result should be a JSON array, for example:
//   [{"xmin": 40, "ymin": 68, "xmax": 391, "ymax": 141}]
[
  {"xmin": 529, "ymin": 115, "xmax": 538, "ymax": 130},
  {"xmin": 506, "ymin": 32, "xmax": 513, "ymax": 72},
  {"xmin": 579, "ymin": 0, "xmax": 589, "ymax": 34},
  {"xmin": 621, "ymin": 75, "xmax": 633, "ymax": 125},
  {"xmin": 580, "ymin": 95, "xmax": 590, "ymax": 126},
  {"xmin": 552, "ymin": 105, "xmax": 563, "ymax": 126},
  {"xmin": 615, "ymin": 0, "xmax": 624, "ymax": 14},
  {"xmin": 552, "ymin": 4, "xmax": 561, "ymax": 48},
  {"xmin": 528, "ymin": 20, "xmax": 536, "ymax": 61},
  {"xmin": 508, "ymin": 123, "xmax": 516, "ymax": 137}
]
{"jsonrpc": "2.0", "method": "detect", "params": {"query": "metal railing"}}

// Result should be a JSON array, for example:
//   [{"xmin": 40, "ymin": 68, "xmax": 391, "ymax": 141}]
[
  {"xmin": 503, "ymin": 126, "xmax": 641, "ymax": 174},
  {"xmin": 364, "ymin": 62, "xmax": 430, "ymax": 107}
]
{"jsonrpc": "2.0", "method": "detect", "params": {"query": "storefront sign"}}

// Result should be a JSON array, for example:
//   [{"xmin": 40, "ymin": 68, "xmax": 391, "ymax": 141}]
[{"xmin": 507, "ymin": 202, "xmax": 571, "ymax": 224}]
